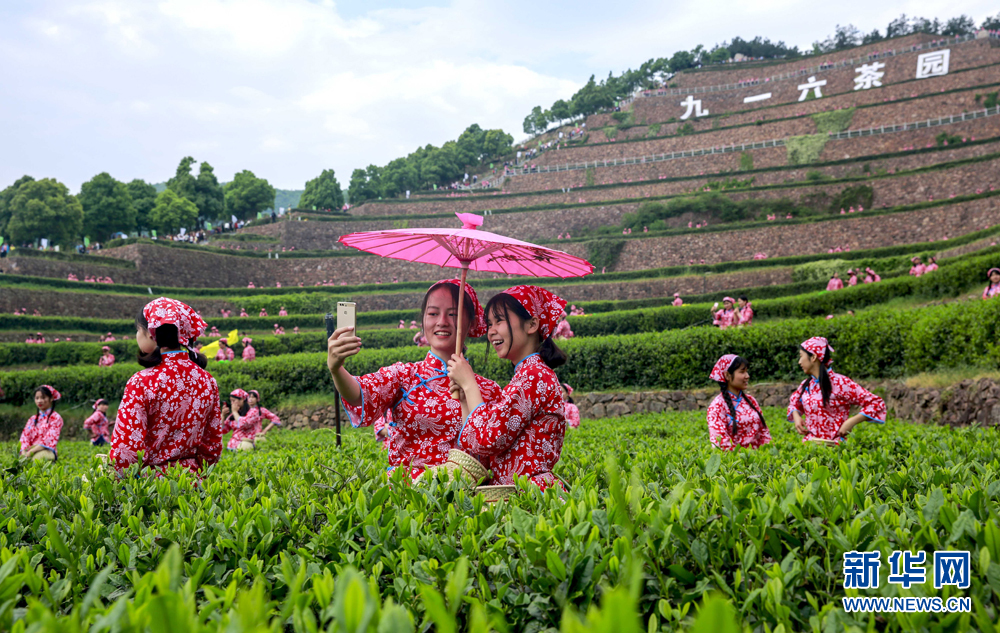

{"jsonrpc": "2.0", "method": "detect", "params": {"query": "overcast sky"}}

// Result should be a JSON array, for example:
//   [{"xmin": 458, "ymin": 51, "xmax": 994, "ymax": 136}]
[{"xmin": 1, "ymin": 0, "xmax": 997, "ymax": 192}]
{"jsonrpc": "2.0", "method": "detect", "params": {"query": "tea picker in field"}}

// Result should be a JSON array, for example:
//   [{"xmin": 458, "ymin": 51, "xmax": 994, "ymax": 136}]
[
  {"xmin": 788, "ymin": 337, "xmax": 885, "ymax": 445},
  {"xmin": 98, "ymin": 346, "xmax": 115, "ymax": 366},
  {"xmin": 84, "ymin": 399, "xmax": 111, "ymax": 446},
  {"xmin": 561, "ymin": 383, "xmax": 581, "ymax": 429},
  {"xmin": 223, "ymin": 389, "xmax": 259, "ymax": 451},
  {"xmin": 736, "ymin": 295, "xmax": 754, "ymax": 327},
  {"xmin": 983, "ymin": 267, "xmax": 1000, "ymax": 299},
  {"xmin": 247, "ymin": 390, "xmax": 282, "ymax": 437},
  {"xmin": 327, "ymin": 280, "xmax": 501, "ymax": 479},
  {"xmin": 20, "ymin": 385, "xmax": 63, "ymax": 461},
  {"xmin": 448, "ymin": 286, "xmax": 569, "ymax": 492},
  {"xmin": 712, "ymin": 297, "xmax": 738, "ymax": 329},
  {"xmin": 706, "ymin": 355, "xmax": 770, "ymax": 450},
  {"xmin": 108, "ymin": 298, "xmax": 224, "ymax": 475},
  {"xmin": 826, "ymin": 272, "xmax": 844, "ymax": 291},
  {"xmin": 215, "ymin": 339, "xmax": 235, "ymax": 361}
]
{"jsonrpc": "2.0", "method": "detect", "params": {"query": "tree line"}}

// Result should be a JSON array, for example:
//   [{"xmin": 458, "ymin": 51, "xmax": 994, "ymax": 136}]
[
  {"xmin": 347, "ymin": 123, "xmax": 513, "ymax": 204},
  {"xmin": 0, "ymin": 159, "xmax": 346, "ymax": 248},
  {"xmin": 521, "ymin": 12, "xmax": 1000, "ymax": 136}
]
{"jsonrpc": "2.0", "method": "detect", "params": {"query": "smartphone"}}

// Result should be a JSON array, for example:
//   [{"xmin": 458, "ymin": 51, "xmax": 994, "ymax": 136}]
[
  {"xmin": 325, "ymin": 313, "xmax": 335, "ymax": 339},
  {"xmin": 337, "ymin": 302, "xmax": 357, "ymax": 332}
]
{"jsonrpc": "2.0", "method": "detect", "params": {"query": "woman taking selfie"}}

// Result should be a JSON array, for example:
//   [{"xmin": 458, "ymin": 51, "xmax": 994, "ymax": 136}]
[{"xmin": 327, "ymin": 279, "xmax": 501, "ymax": 479}]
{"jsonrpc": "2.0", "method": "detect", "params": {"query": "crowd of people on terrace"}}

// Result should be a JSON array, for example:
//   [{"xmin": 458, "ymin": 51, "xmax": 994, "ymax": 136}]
[{"xmin": 14, "ymin": 264, "xmax": 1000, "ymax": 490}]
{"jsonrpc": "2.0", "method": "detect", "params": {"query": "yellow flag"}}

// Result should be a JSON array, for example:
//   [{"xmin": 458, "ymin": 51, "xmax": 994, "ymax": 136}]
[{"xmin": 201, "ymin": 329, "xmax": 239, "ymax": 359}]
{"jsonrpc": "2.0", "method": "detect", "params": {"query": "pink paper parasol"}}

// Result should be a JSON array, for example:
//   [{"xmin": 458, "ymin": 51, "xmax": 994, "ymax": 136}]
[{"xmin": 339, "ymin": 212, "xmax": 593, "ymax": 357}]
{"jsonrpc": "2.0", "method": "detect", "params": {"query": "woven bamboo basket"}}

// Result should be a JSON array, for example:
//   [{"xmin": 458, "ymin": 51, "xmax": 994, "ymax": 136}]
[
  {"xmin": 438, "ymin": 449, "xmax": 489, "ymax": 484},
  {"xmin": 474, "ymin": 485, "xmax": 516, "ymax": 503}
]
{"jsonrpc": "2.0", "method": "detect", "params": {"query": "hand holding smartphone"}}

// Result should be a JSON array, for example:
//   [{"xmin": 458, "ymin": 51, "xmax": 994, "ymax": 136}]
[{"xmin": 326, "ymin": 302, "xmax": 361, "ymax": 373}]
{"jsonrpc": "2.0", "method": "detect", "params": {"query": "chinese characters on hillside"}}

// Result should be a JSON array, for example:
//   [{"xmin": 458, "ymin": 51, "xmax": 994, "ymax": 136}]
[{"xmin": 679, "ymin": 48, "xmax": 953, "ymax": 117}]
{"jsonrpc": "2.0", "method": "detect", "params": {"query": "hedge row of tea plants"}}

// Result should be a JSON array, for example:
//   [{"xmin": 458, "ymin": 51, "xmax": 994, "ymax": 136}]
[
  {"xmin": 0, "ymin": 412, "xmax": 996, "ymax": 631},
  {"xmin": 3, "ymin": 295, "xmax": 998, "ymax": 406}
]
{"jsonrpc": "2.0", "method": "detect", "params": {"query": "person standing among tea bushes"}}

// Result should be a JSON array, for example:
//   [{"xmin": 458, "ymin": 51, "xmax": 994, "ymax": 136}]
[
  {"xmin": 706, "ymin": 355, "xmax": 770, "ymax": 450},
  {"xmin": 736, "ymin": 295, "xmax": 754, "ymax": 327},
  {"xmin": 84, "ymin": 399, "xmax": 111, "ymax": 446},
  {"xmin": 712, "ymin": 297, "xmax": 738, "ymax": 329},
  {"xmin": 983, "ymin": 267, "xmax": 1000, "ymax": 299},
  {"xmin": 109, "ymin": 298, "xmax": 223, "ymax": 475},
  {"xmin": 223, "ymin": 389, "xmax": 259, "ymax": 451},
  {"xmin": 247, "ymin": 390, "xmax": 282, "ymax": 437},
  {"xmin": 788, "ymin": 337, "xmax": 885, "ymax": 444},
  {"xmin": 327, "ymin": 279, "xmax": 501, "ymax": 480},
  {"xmin": 20, "ymin": 385, "xmax": 63, "ymax": 461},
  {"xmin": 448, "ymin": 285, "xmax": 568, "ymax": 492}
]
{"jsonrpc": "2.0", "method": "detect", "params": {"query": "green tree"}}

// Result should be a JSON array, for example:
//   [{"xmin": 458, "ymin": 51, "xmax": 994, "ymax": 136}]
[
  {"xmin": 224, "ymin": 170, "xmax": 276, "ymax": 221},
  {"xmin": 166, "ymin": 156, "xmax": 197, "ymax": 201},
  {"xmin": 523, "ymin": 106, "xmax": 544, "ymax": 136},
  {"xmin": 127, "ymin": 179, "xmax": 158, "ymax": 234},
  {"xmin": 193, "ymin": 161, "xmax": 226, "ymax": 220},
  {"xmin": 167, "ymin": 157, "xmax": 225, "ymax": 220},
  {"xmin": 667, "ymin": 51, "xmax": 695, "ymax": 73},
  {"xmin": 570, "ymin": 76, "xmax": 614, "ymax": 118},
  {"xmin": 299, "ymin": 169, "xmax": 344, "ymax": 212},
  {"xmin": 550, "ymin": 99, "xmax": 572, "ymax": 124},
  {"xmin": 79, "ymin": 172, "xmax": 135, "ymax": 242},
  {"xmin": 482, "ymin": 129, "xmax": 513, "ymax": 158},
  {"xmin": 0, "ymin": 175, "xmax": 35, "ymax": 238},
  {"xmin": 6, "ymin": 178, "xmax": 83, "ymax": 247},
  {"xmin": 149, "ymin": 189, "xmax": 198, "ymax": 235}
]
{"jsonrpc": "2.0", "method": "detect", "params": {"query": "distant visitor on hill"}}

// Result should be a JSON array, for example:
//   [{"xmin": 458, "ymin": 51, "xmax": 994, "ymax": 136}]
[
  {"xmin": 672, "ymin": 293, "xmax": 683, "ymax": 307},
  {"xmin": 215, "ymin": 339, "xmax": 234, "ymax": 361},
  {"xmin": 241, "ymin": 337, "xmax": 255, "ymax": 361},
  {"xmin": 909, "ymin": 257, "xmax": 926, "ymax": 277},
  {"xmin": 846, "ymin": 269, "xmax": 859, "ymax": 286},
  {"xmin": 109, "ymin": 298, "xmax": 223, "ymax": 476},
  {"xmin": 864, "ymin": 267, "xmax": 881, "ymax": 283},
  {"xmin": 706, "ymin": 355, "xmax": 770, "ymax": 451},
  {"xmin": 925, "ymin": 256, "xmax": 939, "ymax": 272}
]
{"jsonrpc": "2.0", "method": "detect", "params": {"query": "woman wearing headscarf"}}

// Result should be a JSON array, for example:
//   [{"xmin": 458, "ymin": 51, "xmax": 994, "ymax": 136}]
[
  {"xmin": 788, "ymin": 337, "xmax": 885, "ymax": 444},
  {"xmin": 712, "ymin": 297, "xmax": 738, "ymax": 329},
  {"xmin": 84, "ymin": 398, "xmax": 111, "ymax": 446},
  {"xmin": 327, "ymin": 279, "xmax": 501, "ymax": 479},
  {"xmin": 984, "ymin": 267, "xmax": 1000, "ymax": 300},
  {"xmin": 109, "ymin": 297, "xmax": 223, "ymax": 475},
  {"xmin": 448, "ymin": 285, "xmax": 568, "ymax": 492},
  {"xmin": 98, "ymin": 346, "xmax": 116, "ymax": 366},
  {"xmin": 706, "ymin": 355, "xmax": 770, "ymax": 450}
]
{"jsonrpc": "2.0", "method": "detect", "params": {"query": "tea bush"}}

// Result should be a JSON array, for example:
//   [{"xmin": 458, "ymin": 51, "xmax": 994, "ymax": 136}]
[
  {"xmin": 4, "ymin": 295, "xmax": 1000, "ymax": 406},
  {"xmin": 0, "ymin": 412, "xmax": 996, "ymax": 631}
]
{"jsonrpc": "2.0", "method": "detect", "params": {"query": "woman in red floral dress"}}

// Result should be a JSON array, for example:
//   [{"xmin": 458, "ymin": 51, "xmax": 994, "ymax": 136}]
[
  {"xmin": 83, "ymin": 398, "xmax": 111, "ymax": 446},
  {"xmin": 20, "ymin": 385, "xmax": 64, "ymax": 461},
  {"xmin": 788, "ymin": 337, "xmax": 885, "ymax": 444},
  {"xmin": 448, "ymin": 285, "xmax": 568, "ymax": 492},
  {"xmin": 223, "ymin": 388, "xmax": 260, "ymax": 451},
  {"xmin": 327, "ymin": 279, "xmax": 500, "ymax": 479},
  {"xmin": 109, "ymin": 298, "xmax": 223, "ymax": 475},
  {"xmin": 706, "ymin": 355, "xmax": 770, "ymax": 450}
]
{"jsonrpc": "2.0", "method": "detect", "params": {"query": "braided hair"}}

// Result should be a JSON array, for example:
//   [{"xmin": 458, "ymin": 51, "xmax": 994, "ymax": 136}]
[
  {"xmin": 716, "ymin": 356, "xmax": 766, "ymax": 437},
  {"xmin": 795, "ymin": 343, "xmax": 833, "ymax": 408}
]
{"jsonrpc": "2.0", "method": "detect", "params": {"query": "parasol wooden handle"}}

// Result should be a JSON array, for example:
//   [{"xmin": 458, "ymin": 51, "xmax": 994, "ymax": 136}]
[{"xmin": 452, "ymin": 264, "xmax": 469, "ymax": 400}]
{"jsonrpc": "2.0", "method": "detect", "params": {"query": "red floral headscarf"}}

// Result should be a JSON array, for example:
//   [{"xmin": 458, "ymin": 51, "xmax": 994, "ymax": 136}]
[
  {"xmin": 501, "ymin": 285, "xmax": 568, "ymax": 339},
  {"xmin": 93, "ymin": 398, "xmax": 108, "ymax": 410},
  {"xmin": 39, "ymin": 385, "xmax": 61, "ymax": 401},
  {"xmin": 230, "ymin": 388, "xmax": 249, "ymax": 400},
  {"xmin": 709, "ymin": 354, "xmax": 739, "ymax": 382},
  {"xmin": 143, "ymin": 297, "xmax": 208, "ymax": 347},
  {"xmin": 800, "ymin": 337, "xmax": 834, "ymax": 366},
  {"xmin": 428, "ymin": 279, "xmax": 487, "ymax": 338}
]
